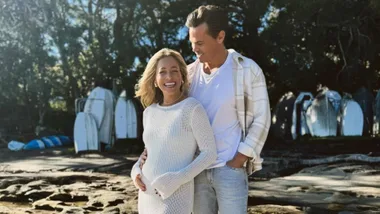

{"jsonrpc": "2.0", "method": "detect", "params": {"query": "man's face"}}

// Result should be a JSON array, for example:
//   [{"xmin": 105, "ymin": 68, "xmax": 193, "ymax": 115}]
[{"xmin": 189, "ymin": 23, "xmax": 222, "ymax": 63}]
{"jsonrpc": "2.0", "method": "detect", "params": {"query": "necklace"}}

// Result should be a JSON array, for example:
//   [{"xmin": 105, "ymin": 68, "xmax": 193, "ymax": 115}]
[{"xmin": 162, "ymin": 93, "xmax": 185, "ymax": 106}]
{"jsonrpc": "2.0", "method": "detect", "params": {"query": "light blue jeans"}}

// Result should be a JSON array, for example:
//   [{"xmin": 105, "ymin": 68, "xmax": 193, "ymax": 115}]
[{"xmin": 193, "ymin": 165, "xmax": 248, "ymax": 214}]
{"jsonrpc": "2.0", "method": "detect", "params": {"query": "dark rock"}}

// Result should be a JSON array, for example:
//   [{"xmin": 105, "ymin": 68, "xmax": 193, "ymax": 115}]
[{"xmin": 25, "ymin": 189, "xmax": 54, "ymax": 201}]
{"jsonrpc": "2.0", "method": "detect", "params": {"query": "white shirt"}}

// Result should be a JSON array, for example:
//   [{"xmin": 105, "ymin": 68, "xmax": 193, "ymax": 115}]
[{"xmin": 190, "ymin": 53, "xmax": 242, "ymax": 168}]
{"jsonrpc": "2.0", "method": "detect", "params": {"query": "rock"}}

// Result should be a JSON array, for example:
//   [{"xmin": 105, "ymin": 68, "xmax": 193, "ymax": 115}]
[
  {"xmin": 87, "ymin": 191, "xmax": 127, "ymax": 208},
  {"xmin": 32, "ymin": 198, "xmax": 65, "ymax": 211},
  {"xmin": 25, "ymin": 180, "xmax": 49, "ymax": 189},
  {"xmin": 0, "ymin": 178, "xmax": 30, "ymax": 189},
  {"xmin": 24, "ymin": 189, "xmax": 55, "ymax": 201},
  {"xmin": 248, "ymin": 205, "xmax": 303, "ymax": 214},
  {"xmin": 102, "ymin": 206, "xmax": 120, "ymax": 214},
  {"xmin": 60, "ymin": 206, "xmax": 88, "ymax": 214},
  {"xmin": 324, "ymin": 192, "xmax": 358, "ymax": 204},
  {"xmin": 48, "ymin": 192, "xmax": 73, "ymax": 201},
  {"xmin": 61, "ymin": 182, "xmax": 91, "ymax": 192},
  {"xmin": 3, "ymin": 184, "xmax": 22, "ymax": 195},
  {"xmin": 16, "ymin": 185, "xmax": 33, "ymax": 196},
  {"xmin": 249, "ymin": 163, "xmax": 380, "ymax": 212},
  {"xmin": 84, "ymin": 206, "xmax": 103, "ymax": 211},
  {"xmin": 0, "ymin": 194, "xmax": 19, "ymax": 202}
]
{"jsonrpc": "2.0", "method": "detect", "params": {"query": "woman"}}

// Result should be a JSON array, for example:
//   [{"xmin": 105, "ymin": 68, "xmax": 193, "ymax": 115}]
[{"xmin": 131, "ymin": 48, "xmax": 217, "ymax": 214}]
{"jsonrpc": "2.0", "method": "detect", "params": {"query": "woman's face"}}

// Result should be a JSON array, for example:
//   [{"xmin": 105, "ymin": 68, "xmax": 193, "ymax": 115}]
[{"xmin": 155, "ymin": 56, "xmax": 183, "ymax": 99}]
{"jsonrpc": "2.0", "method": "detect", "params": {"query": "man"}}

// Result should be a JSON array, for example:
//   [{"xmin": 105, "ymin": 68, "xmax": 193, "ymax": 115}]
[{"xmin": 137, "ymin": 5, "xmax": 270, "ymax": 214}]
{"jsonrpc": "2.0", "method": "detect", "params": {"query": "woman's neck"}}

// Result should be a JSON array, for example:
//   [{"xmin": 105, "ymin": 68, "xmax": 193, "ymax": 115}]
[{"xmin": 161, "ymin": 93, "xmax": 185, "ymax": 106}]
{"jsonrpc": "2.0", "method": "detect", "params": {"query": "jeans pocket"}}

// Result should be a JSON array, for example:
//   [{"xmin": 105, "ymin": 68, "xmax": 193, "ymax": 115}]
[{"xmin": 225, "ymin": 164, "xmax": 244, "ymax": 171}]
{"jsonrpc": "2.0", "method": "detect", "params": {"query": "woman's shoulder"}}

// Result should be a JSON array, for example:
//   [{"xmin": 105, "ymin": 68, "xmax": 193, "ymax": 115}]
[
  {"xmin": 143, "ymin": 103, "xmax": 157, "ymax": 113},
  {"xmin": 183, "ymin": 97, "xmax": 202, "ymax": 107},
  {"xmin": 182, "ymin": 97, "xmax": 207, "ymax": 115}
]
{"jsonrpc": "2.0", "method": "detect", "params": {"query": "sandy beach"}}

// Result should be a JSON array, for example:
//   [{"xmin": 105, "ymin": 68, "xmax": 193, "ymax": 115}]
[{"xmin": 0, "ymin": 140, "xmax": 379, "ymax": 214}]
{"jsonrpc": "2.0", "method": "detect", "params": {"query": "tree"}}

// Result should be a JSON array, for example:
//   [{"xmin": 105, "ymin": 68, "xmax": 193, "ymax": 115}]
[{"xmin": 261, "ymin": 0, "xmax": 380, "ymax": 101}]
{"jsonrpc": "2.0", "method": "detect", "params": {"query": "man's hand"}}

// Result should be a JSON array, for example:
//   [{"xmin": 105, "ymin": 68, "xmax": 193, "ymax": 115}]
[
  {"xmin": 139, "ymin": 148, "xmax": 147, "ymax": 169},
  {"xmin": 135, "ymin": 174, "xmax": 146, "ymax": 191},
  {"xmin": 226, "ymin": 152, "xmax": 248, "ymax": 169}
]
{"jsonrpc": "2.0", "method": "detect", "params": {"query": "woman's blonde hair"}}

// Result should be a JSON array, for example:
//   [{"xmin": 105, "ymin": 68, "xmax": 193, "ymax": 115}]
[{"xmin": 135, "ymin": 48, "xmax": 189, "ymax": 108}]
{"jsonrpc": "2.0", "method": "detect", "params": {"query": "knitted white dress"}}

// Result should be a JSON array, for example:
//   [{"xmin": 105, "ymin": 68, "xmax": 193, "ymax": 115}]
[{"xmin": 131, "ymin": 97, "xmax": 217, "ymax": 214}]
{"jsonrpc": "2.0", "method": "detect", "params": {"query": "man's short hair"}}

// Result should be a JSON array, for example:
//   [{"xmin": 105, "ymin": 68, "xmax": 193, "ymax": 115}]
[{"xmin": 185, "ymin": 5, "xmax": 228, "ymax": 39}]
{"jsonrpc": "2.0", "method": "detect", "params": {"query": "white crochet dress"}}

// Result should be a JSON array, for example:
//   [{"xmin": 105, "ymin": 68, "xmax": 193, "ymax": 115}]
[{"xmin": 131, "ymin": 97, "xmax": 216, "ymax": 214}]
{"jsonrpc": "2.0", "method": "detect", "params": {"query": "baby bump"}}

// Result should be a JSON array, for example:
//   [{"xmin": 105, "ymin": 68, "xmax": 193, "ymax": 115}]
[
  {"xmin": 162, "ymin": 180, "xmax": 194, "ymax": 213},
  {"xmin": 138, "ymin": 174, "xmax": 194, "ymax": 214},
  {"xmin": 140, "ymin": 173, "xmax": 194, "ymax": 198}
]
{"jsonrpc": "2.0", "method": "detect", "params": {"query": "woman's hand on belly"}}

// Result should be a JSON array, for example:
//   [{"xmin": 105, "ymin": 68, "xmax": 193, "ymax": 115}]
[{"xmin": 135, "ymin": 174, "xmax": 146, "ymax": 191}]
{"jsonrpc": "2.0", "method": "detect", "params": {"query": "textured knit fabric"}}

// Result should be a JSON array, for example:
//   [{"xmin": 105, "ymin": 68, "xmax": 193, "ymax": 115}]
[
  {"xmin": 131, "ymin": 97, "xmax": 217, "ymax": 214},
  {"xmin": 188, "ymin": 49, "xmax": 271, "ymax": 175}
]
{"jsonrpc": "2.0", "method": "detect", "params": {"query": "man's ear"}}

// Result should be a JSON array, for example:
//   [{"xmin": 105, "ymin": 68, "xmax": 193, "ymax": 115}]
[{"xmin": 217, "ymin": 30, "xmax": 225, "ymax": 44}]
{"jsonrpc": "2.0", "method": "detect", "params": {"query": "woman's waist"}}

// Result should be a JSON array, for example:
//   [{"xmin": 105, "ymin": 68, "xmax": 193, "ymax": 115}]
[{"xmin": 142, "ymin": 159, "xmax": 191, "ymax": 178}]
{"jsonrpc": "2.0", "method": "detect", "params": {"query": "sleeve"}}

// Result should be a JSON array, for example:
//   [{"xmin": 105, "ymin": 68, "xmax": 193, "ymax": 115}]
[
  {"xmin": 151, "ymin": 104, "xmax": 217, "ymax": 199},
  {"xmin": 237, "ymin": 65, "xmax": 271, "ymax": 162}
]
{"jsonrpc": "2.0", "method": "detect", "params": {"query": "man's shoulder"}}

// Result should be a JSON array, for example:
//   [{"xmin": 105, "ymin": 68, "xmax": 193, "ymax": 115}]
[
  {"xmin": 186, "ymin": 60, "xmax": 199, "ymax": 84},
  {"xmin": 187, "ymin": 61, "xmax": 197, "ymax": 68},
  {"xmin": 229, "ymin": 49, "xmax": 262, "ymax": 75},
  {"xmin": 187, "ymin": 61, "xmax": 198, "ymax": 73}
]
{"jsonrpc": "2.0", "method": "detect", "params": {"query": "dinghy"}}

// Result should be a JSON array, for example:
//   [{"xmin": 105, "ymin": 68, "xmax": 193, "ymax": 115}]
[
  {"xmin": 75, "ymin": 98, "xmax": 87, "ymax": 115},
  {"xmin": 74, "ymin": 112, "xmax": 99, "ymax": 152},
  {"xmin": 339, "ymin": 98, "xmax": 364, "ymax": 136},
  {"xmin": 291, "ymin": 92, "xmax": 313, "ymax": 140},
  {"xmin": 74, "ymin": 87, "xmax": 115, "ymax": 152},
  {"xmin": 373, "ymin": 90, "xmax": 380, "ymax": 136},
  {"xmin": 115, "ymin": 90, "xmax": 139, "ymax": 139},
  {"xmin": 353, "ymin": 87, "xmax": 374, "ymax": 136},
  {"xmin": 271, "ymin": 92, "xmax": 296, "ymax": 140},
  {"xmin": 306, "ymin": 90, "xmax": 338, "ymax": 137}
]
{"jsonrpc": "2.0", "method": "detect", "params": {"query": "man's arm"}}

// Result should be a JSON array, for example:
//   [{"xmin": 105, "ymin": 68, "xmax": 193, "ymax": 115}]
[
  {"xmin": 228, "ymin": 63, "xmax": 271, "ymax": 168},
  {"xmin": 240, "ymin": 65, "xmax": 271, "ymax": 159},
  {"xmin": 139, "ymin": 148, "xmax": 147, "ymax": 169}
]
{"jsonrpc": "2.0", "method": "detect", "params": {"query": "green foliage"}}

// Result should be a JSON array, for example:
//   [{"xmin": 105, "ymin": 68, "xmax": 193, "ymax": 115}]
[{"xmin": 261, "ymin": 0, "xmax": 380, "ymax": 98}]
